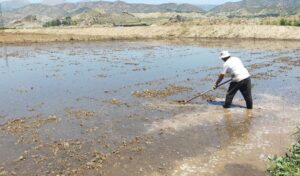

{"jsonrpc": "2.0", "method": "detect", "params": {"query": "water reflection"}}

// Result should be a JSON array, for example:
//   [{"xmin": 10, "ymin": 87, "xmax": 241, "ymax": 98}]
[{"xmin": 223, "ymin": 109, "xmax": 253, "ymax": 141}]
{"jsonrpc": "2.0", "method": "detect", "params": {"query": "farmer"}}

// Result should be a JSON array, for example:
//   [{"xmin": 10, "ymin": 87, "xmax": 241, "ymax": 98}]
[{"xmin": 214, "ymin": 51, "xmax": 253, "ymax": 109}]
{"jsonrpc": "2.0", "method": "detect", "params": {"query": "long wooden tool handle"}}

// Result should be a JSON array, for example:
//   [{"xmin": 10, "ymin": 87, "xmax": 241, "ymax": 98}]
[
  {"xmin": 217, "ymin": 79, "xmax": 232, "ymax": 88},
  {"xmin": 186, "ymin": 79, "xmax": 232, "ymax": 103}
]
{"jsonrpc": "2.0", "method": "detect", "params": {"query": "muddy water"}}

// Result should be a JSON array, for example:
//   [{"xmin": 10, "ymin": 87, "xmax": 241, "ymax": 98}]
[{"xmin": 0, "ymin": 39, "xmax": 300, "ymax": 175}]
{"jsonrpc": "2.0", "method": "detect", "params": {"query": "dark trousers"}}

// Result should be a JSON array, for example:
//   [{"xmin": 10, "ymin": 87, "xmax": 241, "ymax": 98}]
[{"xmin": 224, "ymin": 77, "xmax": 253, "ymax": 109}]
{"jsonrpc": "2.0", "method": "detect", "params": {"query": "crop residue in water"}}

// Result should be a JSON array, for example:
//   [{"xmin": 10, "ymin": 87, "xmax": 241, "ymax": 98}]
[{"xmin": 132, "ymin": 84, "xmax": 192, "ymax": 98}]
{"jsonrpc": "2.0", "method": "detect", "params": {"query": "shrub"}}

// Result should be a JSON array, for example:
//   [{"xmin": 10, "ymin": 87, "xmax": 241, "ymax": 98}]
[
  {"xmin": 263, "ymin": 18, "xmax": 300, "ymax": 27},
  {"xmin": 293, "ymin": 20, "xmax": 300, "ymax": 26},
  {"xmin": 279, "ymin": 18, "xmax": 286, "ymax": 26},
  {"xmin": 267, "ymin": 126, "xmax": 300, "ymax": 176},
  {"xmin": 43, "ymin": 17, "xmax": 74, "ymax": 27}
]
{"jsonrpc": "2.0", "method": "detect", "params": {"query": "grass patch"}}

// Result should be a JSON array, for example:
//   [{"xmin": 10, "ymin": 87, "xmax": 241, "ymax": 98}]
[
  {"xmin": 267, "ymin": 126, "xmax": 300, "ymax": 176},
  {"xmin": 262, "ymin": 17, "xmax": 300, "ymax": 27}
]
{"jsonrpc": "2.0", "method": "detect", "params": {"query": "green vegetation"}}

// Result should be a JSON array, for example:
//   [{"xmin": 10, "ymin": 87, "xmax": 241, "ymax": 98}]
[
  {"xmin": 262, "ymin": 17, "xmax": 300, "ymax": 27},
  {"xmin": 279, "ymin": 18, "xmax": 300, "ymax": 26},
  {"xmin": 43, "ymin": 17, "xmax": 76, "ymax": 27},
  {"xmin": 0, "ymin": 27, "xmax": 10, "ymax": 30},
  {"xmin": 267, "ymin": 126, "xmax": 300, "ymax": 176}
]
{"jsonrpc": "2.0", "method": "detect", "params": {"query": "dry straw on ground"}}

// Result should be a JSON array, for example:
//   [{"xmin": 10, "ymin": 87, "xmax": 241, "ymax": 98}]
[{"xmin": 1, "ymin": 23, "xmax": 300, "ymax": 43}]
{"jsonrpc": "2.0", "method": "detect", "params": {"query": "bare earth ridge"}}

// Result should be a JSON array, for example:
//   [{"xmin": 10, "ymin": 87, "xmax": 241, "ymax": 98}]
[{"xmin": 1, "ymin": 24, "xmax": 300, "ymax": 43}]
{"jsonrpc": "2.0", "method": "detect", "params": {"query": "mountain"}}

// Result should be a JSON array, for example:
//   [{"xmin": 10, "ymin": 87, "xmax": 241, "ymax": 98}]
[
  {"xmin": 5, "ymin": 1, "xmax": 205, "ymax": 15},
  {"xmin": 8, "ymin": 4, "xmax": 68, "ymax": 18},
  {"xmin": 3, "ymin": 3, "xmax": 68, "ymax": 26},
  {"xmin": 197, "ymin": 4, "xmax": 217, "ymax": 11},
  {"xmin": 0, "ymin": 0, "xmax": 30, "ymax": 11},
  {"xmin": 41, "ymin": 0, "xmax": 67, "ymax": 6},
  {"xmin": 54, "ymin": 1, "xmax": 205, "ymax": 14},
  {"xmin": 2, "ymin": 0, "xmax": 205, "ymax": 27},
  {"xmin": 210, "ymin": 0, "xmax": 300, "ymax": 17}
]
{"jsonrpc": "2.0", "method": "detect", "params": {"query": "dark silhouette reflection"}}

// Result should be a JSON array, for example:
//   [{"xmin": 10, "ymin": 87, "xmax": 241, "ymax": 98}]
[
  {"xmin": 5, "ymin": 57, "xmax": 9, "ymax": 68},
  {"xmin": 1, "ymin": 46, "xmax": 9, "ymax": 68}
]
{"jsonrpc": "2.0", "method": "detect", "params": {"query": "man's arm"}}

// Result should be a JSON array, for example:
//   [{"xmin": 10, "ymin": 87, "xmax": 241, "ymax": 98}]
[
  {"xmin": 214, "ymin": 64, "xmax": 228, "ymax": 89},
  {"xmin": 215, "ymin": 74, "xmax": 225, "ymax": 88}
]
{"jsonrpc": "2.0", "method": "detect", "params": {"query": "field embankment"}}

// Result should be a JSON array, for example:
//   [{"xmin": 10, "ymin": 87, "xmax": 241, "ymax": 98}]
[{"xmin": 1, "ymin": 24, "xmax": 300, "ymax": 43}]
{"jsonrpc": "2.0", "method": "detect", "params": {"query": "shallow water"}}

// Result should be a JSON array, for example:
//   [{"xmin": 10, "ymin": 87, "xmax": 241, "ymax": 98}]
[{"xmin": 0, "ymin": 39, "xmax": 300, "ymax": 175}]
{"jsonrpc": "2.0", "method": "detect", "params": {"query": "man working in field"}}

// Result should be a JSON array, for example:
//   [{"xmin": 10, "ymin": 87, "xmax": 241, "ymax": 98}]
[{"xmin": 214, "ymin": 51, "xmax": 253, "ymax": 109}]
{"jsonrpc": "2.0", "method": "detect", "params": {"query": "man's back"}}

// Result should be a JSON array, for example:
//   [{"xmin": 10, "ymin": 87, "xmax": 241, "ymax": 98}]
[{"xmin": 223, "ymin": 57, "xmax": 250, "ymax": 82}]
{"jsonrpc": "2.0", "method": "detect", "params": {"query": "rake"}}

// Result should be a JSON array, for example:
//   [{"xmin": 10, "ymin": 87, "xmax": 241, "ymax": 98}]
[{"xmin": 177, "ymin": 79, "xmax": 232, "ymax": 104}]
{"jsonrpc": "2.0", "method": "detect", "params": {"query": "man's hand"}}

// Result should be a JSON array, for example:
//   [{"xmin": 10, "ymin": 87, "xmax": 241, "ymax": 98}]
[{"xmin": 212, "ymin": 85, "xmax": 218, "ymax": 90}]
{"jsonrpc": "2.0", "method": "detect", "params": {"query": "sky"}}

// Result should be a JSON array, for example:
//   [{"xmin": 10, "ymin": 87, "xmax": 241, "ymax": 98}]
[{"xmin": 2, "ymin": 0, "xmax": 241, "ymax": 5}]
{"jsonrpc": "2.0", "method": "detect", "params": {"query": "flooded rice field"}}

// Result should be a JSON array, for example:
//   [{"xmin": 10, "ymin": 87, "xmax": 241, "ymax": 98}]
[{"xmin": 0, "ymin": 39, "xmax": 300, "ymax": 175}]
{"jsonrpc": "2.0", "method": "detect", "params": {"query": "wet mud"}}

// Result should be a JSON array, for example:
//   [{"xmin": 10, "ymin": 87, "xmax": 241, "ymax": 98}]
[{"xmin": 0, "ymin": 39, "xmax": 300, "ymax": 175}]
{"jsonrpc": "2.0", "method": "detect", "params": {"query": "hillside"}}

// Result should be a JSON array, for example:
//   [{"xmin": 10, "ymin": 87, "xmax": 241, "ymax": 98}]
[
  {"xmin": 210, "ymin": 0, "xmax": 300, "ymax": 17},
  {"xmin": 3, "ymin": 4, "xmax": 68, "ymax": 27},
  {"xmin": 197, "ymin": 4, "xmax": 217, "ymax": 11},
  {"xmin": 4, "ymin": 0, "xmax": 300, "ymax": 28},
  {"xmin": 53, "ymin": 1, "xmax": 205, "ymax": 14},
  {"xmin": 42, "ymin": 0, "xmax": 67, "ymax": 6},
  {"xmin": 2, "ymin": 1, "xmax": 205, "ymax": 27}
]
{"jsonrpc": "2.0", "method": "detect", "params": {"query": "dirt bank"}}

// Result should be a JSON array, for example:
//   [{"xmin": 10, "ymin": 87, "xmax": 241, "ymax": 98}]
[{"xmin": 1, "ymin": 24, "xmax": 300, "ymax": 43}]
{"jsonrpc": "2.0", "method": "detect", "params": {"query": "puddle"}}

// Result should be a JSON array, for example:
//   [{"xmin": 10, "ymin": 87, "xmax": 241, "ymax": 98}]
[{"xmin": 0, "ymin": 39, "xmax": 300, "ymax": 175}]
